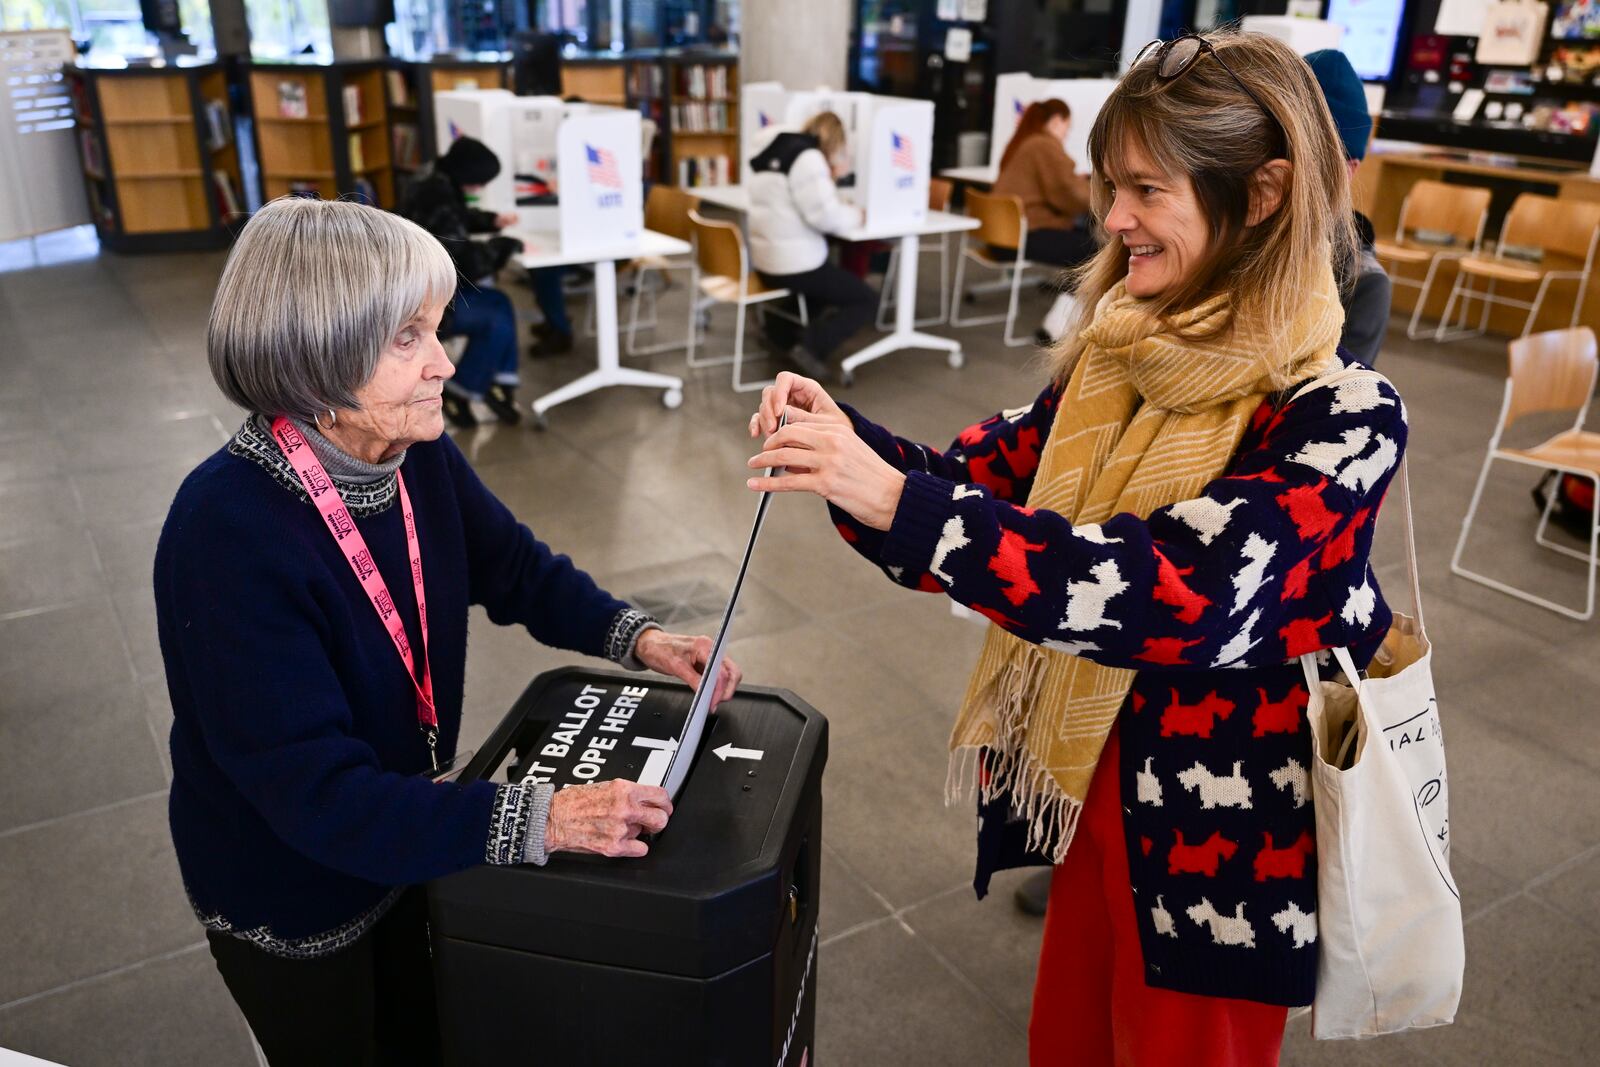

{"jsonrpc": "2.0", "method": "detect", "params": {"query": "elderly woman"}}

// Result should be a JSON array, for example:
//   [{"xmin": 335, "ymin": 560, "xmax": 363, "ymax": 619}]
[{"xmin": 155, "ymin": 197, "xmax": 739, "ymax": 1066}]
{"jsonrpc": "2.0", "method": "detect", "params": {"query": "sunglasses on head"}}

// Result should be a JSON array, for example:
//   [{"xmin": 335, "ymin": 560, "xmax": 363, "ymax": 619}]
[{"xmin": 1134, "ymin": 35, "xmax": 1278, "ymax": 131}]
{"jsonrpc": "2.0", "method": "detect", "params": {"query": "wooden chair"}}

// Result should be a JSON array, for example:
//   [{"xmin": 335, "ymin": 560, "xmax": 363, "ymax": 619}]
[
  {"xmin": 1436, "ymin": 194, "xmax": 1600, "ymax": 342},
  {"xmin": 876, "ymin": 177, "xmax": 955, "ymax": 329},
  {"xmin": 1452, "ymin": 327, "xmax": 1600, "ymax": 619},
  {"xmin": 1372, "ymin": 179, "xmax": 1491, "ymax": 340},
  {"xmin": 621, "ymin": 184, "xmax": 702, "ymax": 355},
  {"xmin": 686, "ymin": 209, "xmax": 807, "ymax": 393},
  {"xmin": 949, "ymin": 189, "xmax": 1035, "ymax": 347}
]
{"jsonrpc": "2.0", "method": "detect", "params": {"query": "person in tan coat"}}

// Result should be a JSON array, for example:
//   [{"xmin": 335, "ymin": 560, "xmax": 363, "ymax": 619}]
[{"xmin": 992, "ymin": 99, "xmax": 1097, "ymax": 268}]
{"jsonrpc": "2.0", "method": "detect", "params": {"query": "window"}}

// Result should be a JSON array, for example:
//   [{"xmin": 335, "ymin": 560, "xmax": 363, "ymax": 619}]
[
  {"xmin": 1, "ymin": 0, "xmax": 212, "ymax": 57},
  {"xmin": 245, "ymin": 0, "xmax": 332, "ymax": 60}
]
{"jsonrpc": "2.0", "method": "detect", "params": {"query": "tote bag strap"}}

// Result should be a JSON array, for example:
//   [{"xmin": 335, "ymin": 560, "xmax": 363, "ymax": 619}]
[{"xmin": 1291, "ymin": 366, "xmax": 1425, "ymax": 632}]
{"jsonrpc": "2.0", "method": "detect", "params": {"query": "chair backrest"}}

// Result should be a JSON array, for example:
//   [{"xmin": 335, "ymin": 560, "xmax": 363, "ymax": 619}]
[
  {"xmin": 1500, "ymin": 193, "xmax": 1600, "ymax": 266},
  {"xmin": 927, "ymin": 176, "xmax": 954, "ymax": 213},
  {"xmin": 688, "ymin": 208, "xmax": 746, "ymax": 281},
  {"xmin": 1397, "ymin": 180, "xmax": 1490, "ymax": 249},
  {"xmin": 645, "ymin": 184, "xmax": 700, "ymax": 242},
  {"xmin": 1504, "ymin": 326, "xmax": 1599, "ymax": 429},
  {"xmin": 965, "ymin": 189, "xmax": 1025, "ymax": 250}
]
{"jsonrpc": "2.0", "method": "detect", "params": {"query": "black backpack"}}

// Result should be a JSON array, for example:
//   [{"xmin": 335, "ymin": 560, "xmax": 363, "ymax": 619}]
[{"xmin": 1531, "ymin": 472, "xmax": 1597, "ymax": 539}]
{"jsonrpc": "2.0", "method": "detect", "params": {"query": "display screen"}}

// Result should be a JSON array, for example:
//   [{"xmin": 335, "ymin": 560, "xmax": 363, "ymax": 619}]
[
  {"xmin": 1552, "ymin": 0, "xmax": 1600, "ymax": 40},
  {"xmin": 1326, "ymin": 0, "xmax": 1407, "ymax": 81}
]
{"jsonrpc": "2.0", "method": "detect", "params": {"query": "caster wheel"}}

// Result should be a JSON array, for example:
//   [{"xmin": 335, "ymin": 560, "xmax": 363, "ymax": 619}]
[
  {"xmin": 948, "ymin": 350, "xmax": 964, "ymax": 369},
  {"xmin": 531, "ymin": 411, "xmax": 549, "ymax": 431},
  {"xmin": 839, "ymin": 369, "xmax": 855, "ymax": 387},
  {"xmin": 662, "ymin": 389, "xmax": 683, "ymax": 410}
]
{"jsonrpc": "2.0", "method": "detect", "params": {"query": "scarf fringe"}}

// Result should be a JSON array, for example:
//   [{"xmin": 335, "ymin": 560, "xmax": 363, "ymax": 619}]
[{"xmin": 946, "ymin": 646, "xmax": 1085, "ymax": 864}]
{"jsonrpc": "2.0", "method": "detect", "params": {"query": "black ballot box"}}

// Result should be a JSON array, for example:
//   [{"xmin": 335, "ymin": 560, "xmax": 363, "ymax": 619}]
[{"xmin": 428, "ymin": 667, "xmax": 828, "ymax": 1067}]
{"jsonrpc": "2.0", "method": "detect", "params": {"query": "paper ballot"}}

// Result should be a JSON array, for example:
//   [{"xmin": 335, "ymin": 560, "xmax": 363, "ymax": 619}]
[{"xmin": 654, "ymin": 417, "xmax": 786, "ymax": 799}]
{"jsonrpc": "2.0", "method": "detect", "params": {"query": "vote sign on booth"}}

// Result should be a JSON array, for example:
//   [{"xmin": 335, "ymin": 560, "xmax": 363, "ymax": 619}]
[
  {"xmin": 556, "ymin": 110, "xmax": 643, "ymax": 257},
  {"xmin": 861, "ymin": 99, "xmax": 932, "ymax": 231}
]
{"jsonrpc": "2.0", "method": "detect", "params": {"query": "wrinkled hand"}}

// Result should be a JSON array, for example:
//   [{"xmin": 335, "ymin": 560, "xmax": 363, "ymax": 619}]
[
  {"xmin": 634, "ymin": 629, "xmax": 742, "ymax": 708},
  {"xmin": 545, "ymin": 779, "xmax": 671, "ymax": 858},
  {"xmin": 495, "ymin": 211, "xmax": 519, "ymax": 229},
  {"xmin": 747, "ymin": 372, "xmax": 851, "ymax": 440},
  {"xmin": 746, "ymin": 418, "xmax": 906, "ymax": 531}
]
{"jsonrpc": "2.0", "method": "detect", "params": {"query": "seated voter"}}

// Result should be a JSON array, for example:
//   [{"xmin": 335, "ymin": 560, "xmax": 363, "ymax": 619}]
[
  {"xmin": 397, "ymin": 135, "xmax": 526, "ymax": 428},
  {"xmin": 992, "ymin": 99, "xmax": 1097, "ymax": 269},
  {"xmin": 748, "ymin": 110, "xmax": 877, "ymax": 380},
  {"xmin": 159, "ymin": 198, "xmax": 741, "ymax": 1066}
]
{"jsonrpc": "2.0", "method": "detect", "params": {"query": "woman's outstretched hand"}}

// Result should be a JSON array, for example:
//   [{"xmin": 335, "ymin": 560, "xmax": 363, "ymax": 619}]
[
  {"xmin": 747, "ymin": 371, "xmax": 851, "ymax": 438},
  {"xmin": 633, "ymin": 630, "xmax": 742, "ymax": 708},
  {"xmin": 746, "ymin": 373, "xmax": 906, "ymax": 532}
]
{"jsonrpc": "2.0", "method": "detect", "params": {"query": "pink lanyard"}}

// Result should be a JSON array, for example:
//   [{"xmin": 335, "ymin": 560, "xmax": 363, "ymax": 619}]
[{"xmin": 271, "ymin": 418, "xmax": 439, "ymax": 770}]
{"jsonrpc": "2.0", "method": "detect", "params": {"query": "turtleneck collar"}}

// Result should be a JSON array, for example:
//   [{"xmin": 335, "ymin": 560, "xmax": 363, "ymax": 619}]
[{"xmin": 253, "ymin": 414, "xmax": 406, "ymax": 486}]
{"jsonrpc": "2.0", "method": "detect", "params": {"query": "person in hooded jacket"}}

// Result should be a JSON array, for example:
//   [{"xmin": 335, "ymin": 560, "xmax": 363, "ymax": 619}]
[
  {"xmin": 397, "ymin": 136, "xmax": 526, "ymax": 428},
  {"xmin": 747, "ymin": 111, "xmax": 877, "ymax": 380}
]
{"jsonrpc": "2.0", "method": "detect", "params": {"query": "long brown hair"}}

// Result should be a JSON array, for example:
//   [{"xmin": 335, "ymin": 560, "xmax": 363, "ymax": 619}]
[
  {"xmin": 801, "ymin": 110, "xmax": 848, "ymax": 163},
  {"xmin": 1052, "ymin": 30, "xmax": 1355, "ymax": 386},
  {"xmin": 1000, "ymin": 98, "xmax": 1071, "ymax": 172}
]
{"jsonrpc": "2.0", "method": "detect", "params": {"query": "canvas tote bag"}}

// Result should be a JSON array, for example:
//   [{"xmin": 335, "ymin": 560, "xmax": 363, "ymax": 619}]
[{"xmin": 1292, "ymin": 368, "xmax": 1464, "ymax": 1038}]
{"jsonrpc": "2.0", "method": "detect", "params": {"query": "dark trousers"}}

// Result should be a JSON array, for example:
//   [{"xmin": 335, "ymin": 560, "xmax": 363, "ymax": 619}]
[
  {"xmin": 531, "ymin": 266, "xmax": 571, "ymax": 335},
  {"xmin": 448, "ymin": 286, "xmax": 519, "ymax": 398},
  {"xmin": 756, "ymin": 263, "xmax": 878, "ymax": 361},
  {"xmin": 1024, "ymin": 226, "xmax": 1099, "ymax": 269},
  {"xmin": 207, "ymin": 888, "xmax": 441, "ymax": 1067}
]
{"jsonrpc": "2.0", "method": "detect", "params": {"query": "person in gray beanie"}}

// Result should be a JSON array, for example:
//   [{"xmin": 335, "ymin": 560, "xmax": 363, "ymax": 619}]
[{"xmin": 1307, "ymin": 48, "xmax": 1391, "ymax": 366}]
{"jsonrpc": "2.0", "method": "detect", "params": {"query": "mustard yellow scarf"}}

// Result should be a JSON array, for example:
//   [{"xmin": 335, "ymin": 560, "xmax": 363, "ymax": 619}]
[{"xmin": 949, "ymin": 264, "xmax": 1343, "ymax": 862}]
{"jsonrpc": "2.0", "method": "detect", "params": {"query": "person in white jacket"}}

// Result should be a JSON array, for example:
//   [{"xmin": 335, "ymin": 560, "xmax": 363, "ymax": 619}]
[{"xmin": 747, "ymin": 111, "xmax": 876, "ymax": 379}]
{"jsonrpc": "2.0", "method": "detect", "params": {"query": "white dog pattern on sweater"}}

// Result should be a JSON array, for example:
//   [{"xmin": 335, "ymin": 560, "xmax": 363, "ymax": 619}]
[
  {"xmin": 1272, "ymin": 901, "xmax": 1318, "ymax": 948},
  {"xmin": 1187, "ymin": 898, "xmax": 1256, "ymax": 947},
  {"xmin": 930, "ymin": 517, "xmax": 969, "ymax": 585},
  {"xmin": 1177, "ymin": 760, "xmax": 1253, "ymax": 810},
  {"xmin": 1269, "ymin": 758, "xmax": 1309, "ymax": 808},
  {"xmin": 1137, "ymin": 757, "xmax": 1164, "ymax": 806},
  {"xmin": 1152, "ymin": 895, "xmax": 1178, "ymax": 938},
  {"xmin": 1062, "ymin": 558, "xmax": 1129, "ymax": 632}
]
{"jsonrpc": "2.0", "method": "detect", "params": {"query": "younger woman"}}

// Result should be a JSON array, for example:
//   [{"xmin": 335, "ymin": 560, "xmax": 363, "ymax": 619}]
[{"xmin": 747, "ymin": 32, "xmax": 1407, "ymax": 1066}]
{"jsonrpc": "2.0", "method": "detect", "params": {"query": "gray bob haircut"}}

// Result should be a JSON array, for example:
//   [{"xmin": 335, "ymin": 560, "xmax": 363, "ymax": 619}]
[{"xmin": 208, "ymin": 197, "xmax": 457, "ymax": 419}]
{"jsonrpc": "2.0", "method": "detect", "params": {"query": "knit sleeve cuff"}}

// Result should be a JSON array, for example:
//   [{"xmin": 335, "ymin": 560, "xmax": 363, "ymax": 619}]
[
  {"xmin": 882, "ymin": 470, "xmax": 962, "ymax": 574},
  {"xmin": 486, "ymin": 781, "xmax": 552, "ymax": 866},
  {"xmin": 840, "ymin": 403, "xmax": 909, "ymax": 469},
  {"xmin": 603, "ymin": 608, "xmax": 658, "ymax": 668}
]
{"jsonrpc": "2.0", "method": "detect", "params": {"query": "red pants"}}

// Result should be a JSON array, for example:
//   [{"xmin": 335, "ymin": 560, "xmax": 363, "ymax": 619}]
[{"xmin": 1029, "ymin": 730, "xmax": 1289, "ymax": 1066}]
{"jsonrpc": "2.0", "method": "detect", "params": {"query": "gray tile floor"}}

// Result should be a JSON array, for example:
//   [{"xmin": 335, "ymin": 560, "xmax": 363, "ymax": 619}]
[{"xmin": 1, "ymin": 225, "xmax": 1597, "ymax": 1065}]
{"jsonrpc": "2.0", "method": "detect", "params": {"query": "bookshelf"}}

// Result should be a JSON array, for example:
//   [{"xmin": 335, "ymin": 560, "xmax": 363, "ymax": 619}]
[
  {"xmin": 247, "ymin": 61, "xmax": 394, "ymax": 209},
  {"xmin": 64, "ymin": 61, "xmax": 245, "ymax": 252},
  {"xmin": 664, "ymin": 53, "xmax": 738, "ymax": 188}
]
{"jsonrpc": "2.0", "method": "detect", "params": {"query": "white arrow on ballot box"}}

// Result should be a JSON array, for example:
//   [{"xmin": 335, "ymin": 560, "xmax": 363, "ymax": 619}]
[{"xmin": 713, "ymin": 743, "xmax": 764, "ymax": 762}]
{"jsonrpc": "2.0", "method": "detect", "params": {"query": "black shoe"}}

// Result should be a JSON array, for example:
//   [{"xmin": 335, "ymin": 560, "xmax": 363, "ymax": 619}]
[
  {"xmin": 784, "ymin": 343, "xmax": 830, "ymax": 381},
  {"xmin": 442, "ymin": 392, "xmax": 478, "ymax": 429},
  {"xmin": 1013, "ymin": 868, "xmax": 1052, "ymax": 918},
  {"xmin": 529, "ymin": 329, "xmax": 573, "ymax": 357},
  {"xmin": 485, "ymin": 383, "xmax": 523, "ymax": 425}
]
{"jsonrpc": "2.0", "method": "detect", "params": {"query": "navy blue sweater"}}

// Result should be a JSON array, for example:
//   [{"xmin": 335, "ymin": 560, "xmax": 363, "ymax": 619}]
[
  {"xmin": 828, "ymin": 357, "xmax": 1407, "ymax": 1006},
  {"xmin": 155, "ymin": 421, "xmax": 642, "ymax": 954}
]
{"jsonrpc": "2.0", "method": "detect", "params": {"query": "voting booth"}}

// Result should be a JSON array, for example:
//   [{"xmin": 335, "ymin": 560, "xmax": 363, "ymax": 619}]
[
  {"xmin": 434, "ymin": 90, "xmax": 644, "ymax": 255},
  {"xmin": 988, "ymin": 73, "xmax": 1118, "ymax": 174},
  {"xmin": 428, "ymin": 668, "xmax": 828, "ymax": 1067},
  {"xmin": 741, "ymin": 84, "xmax": 934, "ymax": 230}
]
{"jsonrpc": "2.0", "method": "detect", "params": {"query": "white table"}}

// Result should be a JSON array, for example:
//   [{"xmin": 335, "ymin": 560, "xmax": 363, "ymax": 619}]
[
  {"xmin": 684, "ymin": 185, "xmax": 980, "ymax": 383},
  {"xmin": 938, "ymin": 164, "xmax": 998, "ymax": 186},
  {"xmin": 508, "ymin": 227, "xmax": 692, "ymax": 423}
]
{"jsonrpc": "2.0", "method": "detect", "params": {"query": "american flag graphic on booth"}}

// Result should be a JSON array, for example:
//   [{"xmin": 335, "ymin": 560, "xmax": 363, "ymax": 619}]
[
  {"xmin": 586, "ymin": 144, "xmax": 622, "ymax": 189},
  {"xmin": 891, "ymin": 132, "xmax": 915, "ymax": 170}
]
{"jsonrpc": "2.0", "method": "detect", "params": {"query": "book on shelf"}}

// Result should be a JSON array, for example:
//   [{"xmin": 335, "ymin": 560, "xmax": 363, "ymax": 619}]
[
  {"xmin": 676, "ymin": 154, "xmax": 732, "ymax": 187},
  {"xmin": 203, "ymin": 100, "xmax": 231, "ymax": 150},
  {"xmin": 385, "ymin": 69, "xmax": 410, "ymax": 108},
  {"xmin": 288, "ymin": 181, "xmax": 321, "ymax": 199},
  {"xmin": 348, "ymin": 132, "xmax": 365, "ymax": 172},
  {"xmin": 671, "ymin": 101, "xmax": 731, "ymax": 133},
  {"xmin": 629, "ymin": 63, "xmax": 665, "ymax": 98},
  {"xmin": 277, "ymin": 80, "xmax": 308, "ymax": 119},
  {"xmin": 343, "ymin": 84, "xmax": 363, "ymax": 125},
  {"xmin": 211, "ymin": 171, "xmax": 242, "ymax": 217},
  {"xmin": 391, "ymin": 122, "xmax": 420, "ymax": 169},
  {"xmin": 678, "ymin": 64, "xmax": 731, "ymax": 101},
  {"xmin": 77, "ymin": 128, "xmax": 104, "ymax": 175}
]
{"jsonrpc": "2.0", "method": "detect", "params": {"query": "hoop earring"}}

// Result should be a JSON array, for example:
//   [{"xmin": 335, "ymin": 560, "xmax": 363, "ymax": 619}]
[{"xmin": 315, "ymin": 408, "xmax": 337, "ymax": 430}]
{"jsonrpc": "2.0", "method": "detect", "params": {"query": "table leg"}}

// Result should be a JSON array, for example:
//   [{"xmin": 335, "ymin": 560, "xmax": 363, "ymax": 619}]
[
  {"xmin": 839, "ymin": 233, "xmax": 963, "ymax": 384},
  {"xmin": 529, "ymin": 259, "xmax": 686, "ymax": 422}
]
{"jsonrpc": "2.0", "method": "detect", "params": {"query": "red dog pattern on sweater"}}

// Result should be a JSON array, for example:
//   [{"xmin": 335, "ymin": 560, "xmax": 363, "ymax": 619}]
[
  {"xmin": 1168, "ymin": 829, "xmax": 1239, "ymax": 877},
  {"xmin": 1252, "ymin": 685, "xmax": 1307, "ymax": 737},
  {"xmin": 1161, "ymin": 688, "xmax": 1236, "ymax": 739},
  {"xmin": 1252, "ymin": 830, "xmax": 1315, "ymax": 881}
]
